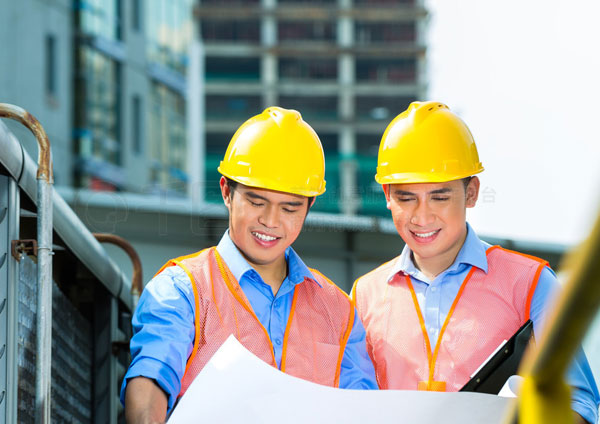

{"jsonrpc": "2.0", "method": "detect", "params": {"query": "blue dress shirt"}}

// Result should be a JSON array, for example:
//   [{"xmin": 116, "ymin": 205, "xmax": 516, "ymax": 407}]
[
  {"xmin": 387, "ymin": 223, "xmax": 599, "ymax": 423},
  {"xmin": 121, "ymin": 231, "xmax": 377, "ymax": 412}
]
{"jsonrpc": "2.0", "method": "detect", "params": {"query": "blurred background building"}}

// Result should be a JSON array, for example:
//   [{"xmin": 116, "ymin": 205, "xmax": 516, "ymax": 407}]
[
  {"xmin": 196, "ymin": 0, "xmax": 427, "ymax": 215},
  {"xmin": 0, "ymin": 0, "xmax": 584, "ymax": 296},
  {"xmin": 0, "ymin": 0, "xmax": 440, "ymax": 288},
  {"xmin": 0, "ymin": 0, "xmax": 589, "ymax": 292},
  {"xmin": 0, "ymin": 0, "xmax": 426, "ymax": 212}
]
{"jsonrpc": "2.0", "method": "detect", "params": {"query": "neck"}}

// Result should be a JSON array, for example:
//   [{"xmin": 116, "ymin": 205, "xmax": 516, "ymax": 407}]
[
  {"xmin": 247, "ymin": 254, "xmax": 288, "ymax": 295},
  {"xmin": 412, "ymin": 229, "xmax": 468, "ymax": 280}
]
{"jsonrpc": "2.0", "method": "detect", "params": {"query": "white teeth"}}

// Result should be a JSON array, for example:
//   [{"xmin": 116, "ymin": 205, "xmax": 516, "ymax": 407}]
[
  {"xmin": 253, "ymin": 232, "xmax": 277, "ymax": 242},
  {"xmin": 414, "ymin": 230, "xmax": 438, "ymax": 238}
]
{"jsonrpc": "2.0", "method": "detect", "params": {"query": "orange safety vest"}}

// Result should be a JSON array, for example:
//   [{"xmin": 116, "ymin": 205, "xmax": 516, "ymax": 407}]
[
  {"xmin": 156, "ymin": 247, "xmax": 355, "ymax": 397},
  {"xmin": 352, "ymin": 245, "xmax": 548, "ymax": 391}
]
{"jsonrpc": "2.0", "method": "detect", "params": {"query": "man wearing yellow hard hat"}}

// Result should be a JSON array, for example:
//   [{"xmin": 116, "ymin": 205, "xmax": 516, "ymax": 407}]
[
  {"xmin": 352, "ymin": 101, "xmax": 599, "ymax": 423},
  {"xmin": 121, "ymin": 107, "xmax": 377, "ymax": 422}
]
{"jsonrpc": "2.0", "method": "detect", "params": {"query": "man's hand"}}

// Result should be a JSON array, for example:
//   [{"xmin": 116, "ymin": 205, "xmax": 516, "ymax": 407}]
[
  {"xmin": 574, "ymin": 411, "xmax": 590, "ymax": 424},
  {"xmin": 125, "ymin": 377, "xmax": 169, "ymax": 424}
]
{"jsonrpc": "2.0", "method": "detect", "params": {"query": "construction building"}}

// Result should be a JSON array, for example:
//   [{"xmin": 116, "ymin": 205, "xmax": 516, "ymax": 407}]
[{"xmin": 196, "ymin": 0, "xmax": 428, "ymax": 215}]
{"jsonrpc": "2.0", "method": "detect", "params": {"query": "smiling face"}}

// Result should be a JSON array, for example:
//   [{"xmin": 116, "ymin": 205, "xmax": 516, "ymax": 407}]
[
  {"xmin": 220, "ymin": 177, "xmax": 311, "ymax": 272},
  {"xmin": 384, "ymin": 177, "xmax": 480, "ymax": 277}
]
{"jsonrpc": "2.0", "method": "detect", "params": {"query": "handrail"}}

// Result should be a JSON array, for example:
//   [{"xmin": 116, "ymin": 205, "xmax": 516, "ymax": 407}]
[
  {"xmin": 0, "ymin": 103, "xmax": 53, "ymax": 424},
  {"xmin": 503, "ymin": 208, "xmax": 600, "ymax": 423},
  {"xmin": 93, "ymin": 233, "xmax": 143, "ymax": 309}
]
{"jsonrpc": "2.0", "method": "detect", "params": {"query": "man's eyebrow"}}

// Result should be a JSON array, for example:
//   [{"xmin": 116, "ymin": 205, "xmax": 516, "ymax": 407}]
[
  {"xmin": 430, "ymin": 188, "xmax": 452, "ymax": 195},
  {"xmin": 281, "ymin": 201, "xmax": 304, "ymax": 207},
  {"xmin": 393, "ymin": 190, "xmax": 417, "ymax": 196},
  {"xmin": 392, "ymin": 188, "xmax": 453, "ymax": 196},
  {"xmin": 245, "ymin": 191, "xmax": 304, "ymax": 207},
  {"xmin": 245, "ymin": 191, "xmax": 268, "ymax": 201}
]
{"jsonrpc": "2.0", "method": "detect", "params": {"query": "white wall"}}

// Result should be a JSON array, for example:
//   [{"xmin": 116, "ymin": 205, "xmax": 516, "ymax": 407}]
[{"xmin": 425, "ymin": 0, "xmax": 600, "ymax": 246}]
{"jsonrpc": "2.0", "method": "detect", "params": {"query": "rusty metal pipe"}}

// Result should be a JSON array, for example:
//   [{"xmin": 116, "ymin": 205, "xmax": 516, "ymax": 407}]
[
  {"xmin": 93, "ymin": 233, "xmax": 143, "ymax": 309},
  {"xmin": 0, "ymin": 104, "xmax": 53, "ymax": 183},
  {"xmin": 0, "ymin": 103, "xmax": 53, "ymax": 424}
]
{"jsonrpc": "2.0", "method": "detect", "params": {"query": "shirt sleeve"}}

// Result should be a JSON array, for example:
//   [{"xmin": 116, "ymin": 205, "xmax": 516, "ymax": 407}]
[
  {"xmin": 530, "ymin": 266, "xmax": 600, "ymax": 424},
  {"xmin": 119, "ymin": 265, "xmax": 196, "ymax": 412},
  {"xmin": 338, "ymin": 309, "xmax": 379, "ymax": 389}
]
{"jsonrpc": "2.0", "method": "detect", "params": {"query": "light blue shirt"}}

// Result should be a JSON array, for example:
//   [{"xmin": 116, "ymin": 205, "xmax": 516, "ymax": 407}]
[
  {"xmin": 121, "ymin": 231, "xmax": 377, "ymax": 412},
  {"xmin": 388, "ymin": 223, "xmax": 599, "ymax": 423}
]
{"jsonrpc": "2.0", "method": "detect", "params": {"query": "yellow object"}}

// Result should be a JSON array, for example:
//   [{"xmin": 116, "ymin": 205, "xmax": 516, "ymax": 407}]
[
  {"xmin": 218, "ymin": 106, "xmax": 326, "ymax": 196},
  {"xmin": 375, "ymin": 101, "xmax": 484, "ymax": 184},
  {"xmin": 417, "ymin": 381, "xmax": 446, "ymax": 392},
  {"xmin": 518, "ymin": 375, "xmax": 574, "ymax": 424}
]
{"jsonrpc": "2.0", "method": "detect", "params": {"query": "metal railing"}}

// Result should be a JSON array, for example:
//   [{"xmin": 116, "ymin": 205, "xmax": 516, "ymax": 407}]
[
  {"xmin": 93, "ymin": 233, "xmax": 143, "ymax": 309},
  {"xmin": 0, "ymin": 103, "xmax": 53, "ymax": 424}
]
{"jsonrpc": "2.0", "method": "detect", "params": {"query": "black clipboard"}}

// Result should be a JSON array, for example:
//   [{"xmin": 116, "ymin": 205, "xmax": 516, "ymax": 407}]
[{"xmin": 459, "ymin": 319, "xmax": 534, "ymax": 394}]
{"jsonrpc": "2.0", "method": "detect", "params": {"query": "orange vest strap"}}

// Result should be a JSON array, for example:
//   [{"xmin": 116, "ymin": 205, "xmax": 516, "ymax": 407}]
[
  {"xmin": 173, "ymin": 258, "xmax": 202, "ymax": 382},
  {"xmin": 213, "ymin": 248, "xmax": 277, "ymax": 365},
  {"xmin": 309, "ymin": 268, "xmax": 354, "ymax": 387},
  {"xmin": 280, "ymin": 287, "xmax": 299, "ymax": 373},
  {"xmin": 154, "ymin": 248, "xmax": 209, "ymax": 277}
]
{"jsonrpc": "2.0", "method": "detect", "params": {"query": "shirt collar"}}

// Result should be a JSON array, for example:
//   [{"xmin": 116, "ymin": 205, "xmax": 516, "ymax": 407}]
[
  {"xmin": 386, "ymin": 222, "xmax": 489, "ymax": 283},
  {"xmin": 215, "ymin": 230, "xmax": 321, "ymax": 288}
]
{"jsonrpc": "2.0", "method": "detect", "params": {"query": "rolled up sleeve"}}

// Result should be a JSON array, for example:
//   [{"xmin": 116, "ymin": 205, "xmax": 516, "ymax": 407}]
[{"xmin": 120, "ymin": 266, "xmax": 196, "ymax": 412}]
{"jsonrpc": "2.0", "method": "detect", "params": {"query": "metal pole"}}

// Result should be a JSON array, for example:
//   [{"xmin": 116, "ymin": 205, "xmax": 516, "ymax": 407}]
[
  {"xmin": 503, "ymin": 206, "xmax": 600, "ymax": 424},
  {"xmin": 0, "ymin": 103, "xmax": 53, "ymax": 424}
]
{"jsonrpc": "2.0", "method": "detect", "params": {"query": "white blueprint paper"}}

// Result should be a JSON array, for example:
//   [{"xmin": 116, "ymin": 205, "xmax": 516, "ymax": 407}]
[{"xmin": 168, "ymin": 336, "xmax": 511, "ymax": 423}]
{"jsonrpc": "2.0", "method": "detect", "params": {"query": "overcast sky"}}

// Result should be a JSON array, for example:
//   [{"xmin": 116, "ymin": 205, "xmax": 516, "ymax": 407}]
[{"xmin": 425, "ymin": 0, "xmax": 600, "ymax": 246}]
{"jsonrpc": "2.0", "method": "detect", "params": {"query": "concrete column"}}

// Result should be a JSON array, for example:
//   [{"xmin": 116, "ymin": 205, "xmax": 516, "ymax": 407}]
[
  {"xmin": 186, "ymin": 37, "xmax": 205, "ymax": 204},
  {"xmin": 415, "ymin": 0, "xmax": 428, "ymax": 98},
  {"xmin": 261, "ymin": 0, "xmax": 277, "ymax": 107},
  {"xmin": 337, "ymin": 0, "xmax": 358, "ymax": 215}
]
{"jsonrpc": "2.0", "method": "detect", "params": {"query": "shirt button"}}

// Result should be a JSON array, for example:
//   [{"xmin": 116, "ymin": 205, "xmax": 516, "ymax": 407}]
[
  {"xmin": 275, "ymin": 339, "xmax": 282, "ymax": 346},
  {"xmin": 429, "ymin": 327, "xmax": 435, "ymax": 334},
  {"xmin": 431, "ymin": 286, "xmax": 437, "ymax": 292}
]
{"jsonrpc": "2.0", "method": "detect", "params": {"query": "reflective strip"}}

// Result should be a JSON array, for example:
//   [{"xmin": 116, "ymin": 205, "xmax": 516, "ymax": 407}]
[
  {"xmin": 525, "ymin": 262, "xmax": 547, "ymax": 321},
  {"xmin": 174, "ymin": 259, "xmax": 202, "ymax": 387},
  {"xmin": 312, "ymin": 268, "xmax": 354, "ymax": 388},
  {"xmin": 280, "ymin": 287, "xmax": 299, "ymax": 373},
  {"xmin": 335, "ymin": 296, "xmax": 355, "ymax": 388},
  {"xmin": 154, "ymin": 249, "xmax": 208, "ymax": 277},
  {"xmin": 214, "ymin": 249, "xmax": 277, "ymax": 366}
]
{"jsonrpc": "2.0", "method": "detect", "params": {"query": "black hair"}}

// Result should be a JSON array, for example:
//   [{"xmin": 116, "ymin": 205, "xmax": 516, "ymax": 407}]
[
  {"xmin": 461, "ymin": 176, "xmax": 473, "ymax": 191},
  {"xmin": 224, "ymin": 177, "xmax": 313, "ymax": 214}
]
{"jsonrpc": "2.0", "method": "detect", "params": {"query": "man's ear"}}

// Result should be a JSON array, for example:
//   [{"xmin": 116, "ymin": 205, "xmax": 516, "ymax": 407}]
[
  {"xmin": 219, "ymin": 176, "xmax": 232, "ymax": 210},
  {"xmin": 466, "ymin": 176, "xmax": 480, "ymax": 208},
  {"xmin": 383, "ymin": 184, "xmax": 392, "ymax": 210}
]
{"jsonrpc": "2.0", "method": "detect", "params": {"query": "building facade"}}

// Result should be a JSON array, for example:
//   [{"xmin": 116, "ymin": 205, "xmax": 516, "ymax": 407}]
[{"xmin": 0, "ymin": 0, "xmax": 194, "ymax": 196}]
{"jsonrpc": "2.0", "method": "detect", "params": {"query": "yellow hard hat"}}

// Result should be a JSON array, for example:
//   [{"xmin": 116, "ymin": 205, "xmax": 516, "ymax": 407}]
[
  {"xmin": 375, "ymin": 101, "xmax": 484, "ymax": 184},
  {"xmin": 218, "ymin": 106, "xmax": 326, "ymax": 196}
]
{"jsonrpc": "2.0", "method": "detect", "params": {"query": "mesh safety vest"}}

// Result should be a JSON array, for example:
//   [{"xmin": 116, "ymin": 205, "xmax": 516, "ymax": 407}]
[
  {"xmin": 156, "ymin": 247, "xmax": 355, "ymax": 397},
  {"xmin": 352, "ymin": 245, "xmax": 548, "ymax": 391}
]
